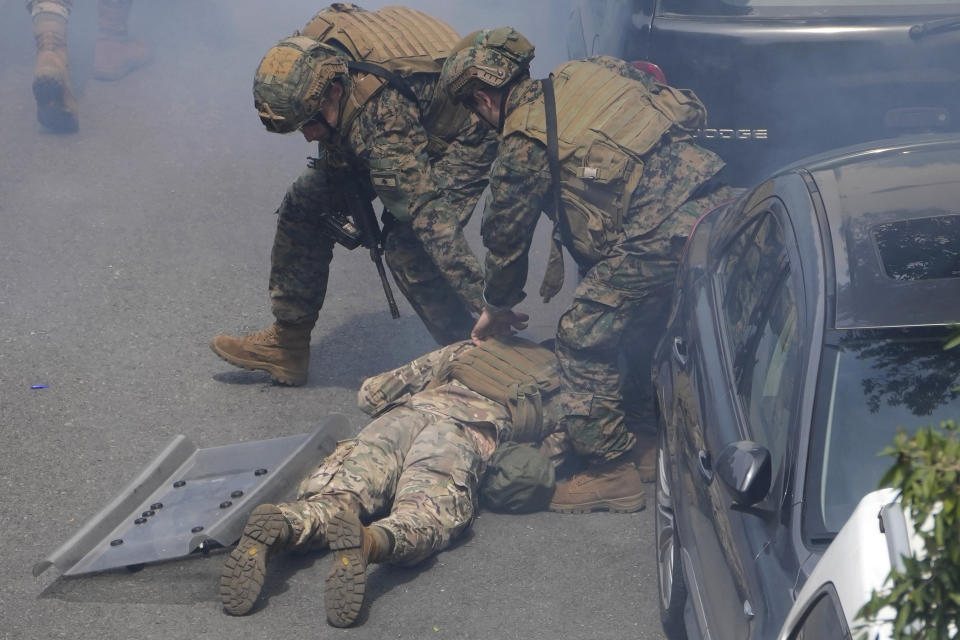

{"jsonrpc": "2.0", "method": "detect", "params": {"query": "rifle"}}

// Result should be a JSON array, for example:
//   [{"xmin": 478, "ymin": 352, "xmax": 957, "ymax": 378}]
[
  {"xmin": 342, "ymin": 170, "xmax": 401, "ymax": 319},
  {"xmin": 308, "ymin": 152, "xmax": 398, "ymax": 319}
]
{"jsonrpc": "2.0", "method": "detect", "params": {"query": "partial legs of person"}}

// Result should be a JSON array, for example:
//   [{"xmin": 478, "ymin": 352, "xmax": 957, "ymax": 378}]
[
  {"xmin": 94, "ymin": 0, "xmax": 150, "ymax": 81},
  {"xmin": 26, "ymin": 0, "xmax": 77, "ymax": 132},
  {"xmin": 549, "ymin": 186, "xmax": 738, "ymax": 513},
  {"xmin": 548, "ymin": 251, "xmax": 650, "ymax": 514},
  {"xmin": 220, "ymin": 406, "xmax": 484, "ymax": 625},
  {"xmin": 384, "ymin": 221, "xmax": 477, "ymax": 346},
  {"xmin": 619, "ymin": 298, "xmax": 672, "ymax": 481},
  {"xmin": 211, "ymin": 166, "xmax": 333, "ymax": 385}
]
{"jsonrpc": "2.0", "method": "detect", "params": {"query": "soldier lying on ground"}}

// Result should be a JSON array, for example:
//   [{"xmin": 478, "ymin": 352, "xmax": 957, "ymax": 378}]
[
  {"xmin": 219, "ymin": 336, "xmax": 596, "ymax": 627},
  {"xmin": 211, "ymin": 4, "xmax": 498, "ymax": 386}
]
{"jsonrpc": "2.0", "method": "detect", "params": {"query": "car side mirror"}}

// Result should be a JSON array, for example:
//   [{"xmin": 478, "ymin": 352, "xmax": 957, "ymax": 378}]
[{"xmin": 716, "ymin": 441, "xmax": 771, "ymax": 507}]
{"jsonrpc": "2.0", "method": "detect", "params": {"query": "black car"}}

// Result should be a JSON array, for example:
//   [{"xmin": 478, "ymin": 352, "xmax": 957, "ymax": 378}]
[
  {"xmin": 567, "ymin": 0, "xmax": 960, "ymax": 184},
  {"xmin": 650, "ymin": 134, "xmax": 960, "ymax": 640}
]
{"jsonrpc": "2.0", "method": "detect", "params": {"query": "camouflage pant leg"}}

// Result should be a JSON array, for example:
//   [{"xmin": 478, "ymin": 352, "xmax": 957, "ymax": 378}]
[
  {"xmin": 384, "ymin": 222, "xmax": 475, "ymax": 345},
  {"xmin": 26, "ymin": 0, "xmax": 71, "ymax": 17},
  {"xmin": 278, "ymin": 405, "xmax": 431, "ymax": 551},
  {"xmin": 268, "ymin": 165, "xmax": 337, "ymax": 324},
  {"xmin": 278, "ymin": 406, "xmax": 482, "ymax": 567},
  {"xmin": 556, "ymin": 245, "xmax": 679, "ymax": 463},
  {"xmin": 376, "ymin": 412, "xmax": 482, "ymax": 567},
  {"xmin": 620, "ymin": 299, "xmax": 673, "ymax": 436}
]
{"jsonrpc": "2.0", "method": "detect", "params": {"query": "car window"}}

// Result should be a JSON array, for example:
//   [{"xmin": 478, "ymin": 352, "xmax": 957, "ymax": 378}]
[
  {"xmin": 787, "ymin": 591, "xmax": 851, "ymax": 640},
  {"xmin": 872, "ymin": 213, "xmax": 960, "ymax": 281},
  {"xmin": 811, "ymin": 327, "xmax": 960, "ymax": 533},
  {"xmin": 717, "ymin": 206, "xmax": 802, "ymax": 478}
]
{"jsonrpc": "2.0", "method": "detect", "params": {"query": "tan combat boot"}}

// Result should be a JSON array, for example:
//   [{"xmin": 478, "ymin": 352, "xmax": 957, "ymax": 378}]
[
  {"xmin": 325, "ymin": 509, "xmax": 393, "ymax": 627},
  {"xmin": 31, "ymin": 8, "xmax": 78, "ymax": 133},
  {"xmin": 220, "ymin": 504, "xmax": 292, "ymax": 616},
  {"xmin": 93, "ymin": 0, "xmax": 151, "ymax": 81},
  {"xmin": 210, "ymin": 320, "xmax": 314, "ymax": 386},
  {"xmin": 548, "ymin": 459, "xmax": 647, "ymax": 514}
]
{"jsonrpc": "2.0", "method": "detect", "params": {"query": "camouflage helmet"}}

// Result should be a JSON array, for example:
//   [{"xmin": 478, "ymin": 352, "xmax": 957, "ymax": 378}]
[
  {"xmin": 440, "ymin": 27, "xmax": 535, "ymax": 103},
  {"xmin": 253, "ymin": 35, "xmax": 349, "ymax": 134}
]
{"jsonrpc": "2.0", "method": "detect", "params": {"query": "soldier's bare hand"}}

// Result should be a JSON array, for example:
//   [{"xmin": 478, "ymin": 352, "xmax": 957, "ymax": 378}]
[{"xmin": 471, "ymin": 308, "xmax": 530, "ymax": 344}]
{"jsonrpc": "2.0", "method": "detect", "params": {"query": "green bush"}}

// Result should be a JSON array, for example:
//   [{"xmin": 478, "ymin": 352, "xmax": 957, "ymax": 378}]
[{"xmin": 857, "ymin": 420, "xmax": 960, "ymax": 639}]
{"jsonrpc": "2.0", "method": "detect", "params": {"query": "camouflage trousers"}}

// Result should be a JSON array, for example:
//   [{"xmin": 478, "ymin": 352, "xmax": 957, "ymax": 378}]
[
  {"xmin": 25, "ymin": 0, "xmax": 71, "ymax": 16},
  {"xmin": 269, "ymin": 164, "xmax": 475, "ymax": 345},
  {"xmin": 26, "ymin": 0, "xmax": 129, "ymax": 16},
  {"xmin": 557, "ymin": 187, "xmax": 736, "ymax": 463},
  {"xmin": 276, "ymin": 405, "xmax": 487, "ymax": 567}
]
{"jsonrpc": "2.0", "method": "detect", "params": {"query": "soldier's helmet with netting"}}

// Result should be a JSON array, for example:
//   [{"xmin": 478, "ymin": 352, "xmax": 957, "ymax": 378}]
[
  {"xmin": 440, "ymin": 27, "xmax": 535, "ymax": 104},
  {"xmin": 253, "ymin": 35, "xmax": 350, "ymax": 134}
]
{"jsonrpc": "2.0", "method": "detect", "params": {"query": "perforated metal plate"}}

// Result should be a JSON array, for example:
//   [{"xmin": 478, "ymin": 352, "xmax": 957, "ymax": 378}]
[{"xmin": 33, "ymin": 414, "xmax": 353, "ymax": 577}]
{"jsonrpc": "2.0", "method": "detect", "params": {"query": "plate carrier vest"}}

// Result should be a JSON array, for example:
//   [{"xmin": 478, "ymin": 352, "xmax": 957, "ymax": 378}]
[
  {"xmin": 301, "ymin": 3, "xmax": 470, "ymax": 156},
  {"xmin": 429, "ymin": 337, "xmax": 560, "ymax": 443},
  {"xmin": 503, "ymin": 59, "xmax": 708, "ymax": 266}
]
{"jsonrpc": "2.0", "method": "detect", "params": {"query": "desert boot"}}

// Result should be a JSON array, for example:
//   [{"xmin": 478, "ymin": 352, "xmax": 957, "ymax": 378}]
[
  {"xmin": 549, "ymin": 459, "xmax": 647, "ymax": 514},
  {"xmin": 210, "ymin": 319, "xmax": 313, "ymax": 386}
]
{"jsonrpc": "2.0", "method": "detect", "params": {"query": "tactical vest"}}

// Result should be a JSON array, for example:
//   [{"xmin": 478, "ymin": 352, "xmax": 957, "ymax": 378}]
[
  {"xmin": 503, "ymin": 59, "xmax": 708, "ymax": 267},
  {"xmin": 429, "ymin": 337, "xmax": 560, "ymax": 443},
  {"xmin": 300, "ymin": 3, "xmax": 470, "ymax": 154}
]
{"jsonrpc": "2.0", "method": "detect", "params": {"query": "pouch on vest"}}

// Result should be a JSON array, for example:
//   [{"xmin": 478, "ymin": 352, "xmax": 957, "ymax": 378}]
[{"xmin": 480, "ymin": 442, "xmax": 555, "ymax": 514}]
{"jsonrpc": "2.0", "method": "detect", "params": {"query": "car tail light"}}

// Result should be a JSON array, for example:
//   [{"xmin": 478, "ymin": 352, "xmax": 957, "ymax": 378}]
[{"xmin": 631, "ymin": 60, "xmax": 667, "ymax": 84}]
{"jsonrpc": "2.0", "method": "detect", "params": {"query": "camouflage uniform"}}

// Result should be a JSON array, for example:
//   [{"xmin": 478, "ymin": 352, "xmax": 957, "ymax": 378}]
[
  {"xmin": 25, "ymin": 0, "xmax": 70, "ymax": 12},
  {"xmin": 271, "ymin": 76, "xmax": 496, "ymax": 344},
  {"xmin": 267, "ymin": 12, "xmax": 498, "ymax": 345},
  {"xmin": 272, "ymin": 340, "xmax": 564, "ymax": 566},
  {"xmin": 479, "ymin": 59, "xmax": 734, "ymax": 464}
]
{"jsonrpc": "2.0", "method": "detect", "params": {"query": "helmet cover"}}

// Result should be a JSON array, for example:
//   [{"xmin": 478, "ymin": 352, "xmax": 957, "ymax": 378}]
[
  {"xmin": 440, "ymin": 27, "xmax": 535, "ymax": 103},
  {"xmin": 253, "ymin": 35, "xmax": 349, "ymax": 134}
]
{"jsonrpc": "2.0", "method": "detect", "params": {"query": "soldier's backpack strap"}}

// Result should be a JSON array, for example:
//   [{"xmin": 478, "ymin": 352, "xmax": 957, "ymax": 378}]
[{"xmin": 345, "ymin": 60, "xmax": 420, "ymax": 111}]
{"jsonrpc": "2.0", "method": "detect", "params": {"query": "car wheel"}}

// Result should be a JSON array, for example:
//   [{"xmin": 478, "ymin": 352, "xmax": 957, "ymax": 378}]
[{"xmin": 656, "ymin": 424, "xmax": 688, "ymax": 640}]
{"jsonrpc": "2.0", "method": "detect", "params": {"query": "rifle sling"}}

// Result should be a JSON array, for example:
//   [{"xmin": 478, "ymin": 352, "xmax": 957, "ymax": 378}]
[{"xmin": 542, "ymin": 75, "xmax": 572, "ymax": 250}]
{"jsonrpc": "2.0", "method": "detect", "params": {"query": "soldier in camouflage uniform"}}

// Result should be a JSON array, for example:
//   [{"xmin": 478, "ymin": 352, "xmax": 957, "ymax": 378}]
[
  {"xmin": 440, "ymin": 29, "xmax": 736, "ymax": 513},
  {"xmin": 219, "ymin": 336, "xmax": 573, "ymax": 627},
  {"xmin": 210, "ymin": 4, "xmax": 497, "ymax": 386},
  {"xmin": 25, "ymin": 0, "xmax": 150, "ymax": 132}
]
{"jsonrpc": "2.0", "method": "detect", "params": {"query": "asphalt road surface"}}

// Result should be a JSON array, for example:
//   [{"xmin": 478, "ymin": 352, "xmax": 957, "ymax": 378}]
[{"xmin": 0, "ymin": 2, "xmax": 666, "ymax": 639}]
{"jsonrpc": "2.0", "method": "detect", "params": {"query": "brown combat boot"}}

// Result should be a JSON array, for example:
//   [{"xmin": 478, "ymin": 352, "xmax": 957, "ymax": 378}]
[
  {"xmin": 220, "ymin": 504, "xmax": 292, "ymax": 616},
  {"xmin": 93, "ymin": 0, "xmax": 151, "ymax": 81},
  {"xmin": 325, "ymin": 509, "xmax": 393, "ymax": 627},
  {"xmin": 548, "ymin": 459, "xmax": 647, "ymax": 514},
  {"xmin": 210, "ymin": 320, "xmax": 313, "ymax": 386},
  {"xmin": 31, "ymin": 10, "xmax": 78, "ymax": 133}
]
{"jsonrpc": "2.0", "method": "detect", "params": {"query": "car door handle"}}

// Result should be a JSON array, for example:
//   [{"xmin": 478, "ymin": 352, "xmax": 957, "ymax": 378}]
[
  {"xmin": 697, "ymin": 449, "xmax": 713, "ymax": 483},
  {"xmin": 672, "ymin": 336, "xmax": 688, "ymax": 367}
]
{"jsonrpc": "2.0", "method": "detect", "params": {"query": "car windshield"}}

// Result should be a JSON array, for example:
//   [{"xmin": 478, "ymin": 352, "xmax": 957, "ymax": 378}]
[{"xmin": 808, "ymin": 326, "xmax": 960, "ymax": 536}]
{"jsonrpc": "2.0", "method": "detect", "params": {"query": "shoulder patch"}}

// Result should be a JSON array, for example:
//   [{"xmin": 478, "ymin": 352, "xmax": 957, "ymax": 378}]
[{"xmin": 371, "ymin": 171, "xmax": 399, "ymax": 189}]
